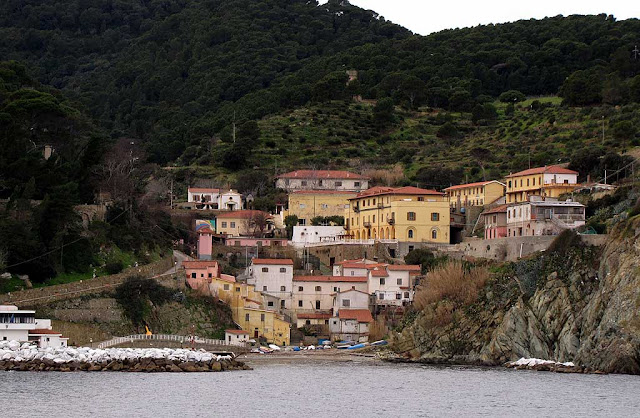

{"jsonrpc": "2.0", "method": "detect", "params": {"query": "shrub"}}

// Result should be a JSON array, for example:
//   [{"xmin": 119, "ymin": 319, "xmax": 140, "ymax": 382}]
[
  {"xmin": 414, "ymin": 261, "xmax": 489, "ymax": 310},
  {"xmin": 547, "ymin": 230, "xmax": 582, "ymax": 256},
  {"xmin": 499, "ymin": 90, "xmax": 526, "ymax": 103},
  {"xmin": 368, "ymin": 316, "xmax": 387, "ymax": 341},
  {"xmin": 105, "ymin": 261, "xmax": 124, "ymax": 275}
]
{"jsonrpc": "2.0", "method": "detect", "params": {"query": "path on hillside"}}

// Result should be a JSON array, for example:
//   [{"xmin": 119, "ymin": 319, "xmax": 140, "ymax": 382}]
[{"xmin": 157, "ymin": 250, "xmax": 192, "ymax": 277}]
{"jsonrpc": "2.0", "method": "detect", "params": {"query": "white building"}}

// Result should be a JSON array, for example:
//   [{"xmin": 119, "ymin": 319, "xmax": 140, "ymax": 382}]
[
  {"xmin": 276, "ymin": 170, "xmax": 369, "ymax": 192},
  {"xmin": 332, "ymin": 288, "xmax": 370, "ymax": 312},
  {"xmin": 292, "ymin": 275, "xmax": 368, "ymax": 312},
  {"xmin": 291, "ymin": 225, "xmax": 347, "ymax": 247},
  {"xmin": 0, "ymin": 305, "xmax": 68, "ymax": 348},
  {"xmin": 246, "ymin": 259, "xmax": 294, "ymax": 309},
  {"xmin": 506, "ymin": 197, "xmax": 586, "ymax": 237},
  {"xmin": 224, "ymin": 329, "xmax": 249, "ymax": 346},
  {"xmin": 329, "ymin": 308, "xmax": 373, "ymax": 343},
  {"xmin": 187, "ymin": 188, "xmax": 243, "ymax": 211}
]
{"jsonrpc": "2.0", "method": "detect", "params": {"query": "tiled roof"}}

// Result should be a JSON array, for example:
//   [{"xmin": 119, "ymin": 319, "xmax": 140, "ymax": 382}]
[
  {"xmin": 297, "ymin": 313, "xmax": 332, "ymax": 320},
  {"xmin": 183, "ymin": 260, "xmax": 219, "ymax": 269},
  {"xmin": 189, "ymin": 188, "xmax": 220, "ymax": 193},
  {"xmin": 482, "ymin": 204, "xmax": 508, "ymax": 215},
  {"xmin": 225, "ymin": 329, "xmax": 249, "ymax": 335},
  {"xmin": 252, "ymin": 258, "xmax": 294, "ymax": 265},
  {"xmin": 216, "ymin": 210, "xmax": 271, "ymax": 219},
  {"xmin": 387, "ymin": 265, "xmax": 421, "ymax": 271},
  {"xmin": 354, "ymin": 186, "xmax": 443, "ymax": 198},
  {"xmin": 443, "ymin": 180, "xmax": 505, "ymax": 191},
  {"xmin": 197, "ymin": 227, "xmax": 214, "ymax": 234},
  {"xmin": 219, "ymin": 274, "xmax": 236, "ymax": 283},
  {"xmin": 338, "ymin": 309, "xmax": 373, "ymax": 323},
  {"xmin": 370, "ymin": 268, "xmax": 389, "ymax": 277},
  {"xmin": 290, "ymin": 190, "xmax": 357, "ymax": 195},
  {"xmin": 293, "ymin": 275, "xmax": 368, "ymax": 283},
  {"xmin": 506, "ymin": 165, "xmax": 578, "ymax": 178},
  {"xmin": 278, "ymin": 170, "xmax": 368, "ymax": 180},
  {"xmin": 28, "ymin": 329, "xmax": 62, "ymax": 335}
]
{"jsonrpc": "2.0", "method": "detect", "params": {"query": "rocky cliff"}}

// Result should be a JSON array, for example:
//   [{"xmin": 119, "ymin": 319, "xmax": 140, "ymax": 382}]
[{"xmin": 392, "ymin": 217, "xmax": 640, "ymax": 374}]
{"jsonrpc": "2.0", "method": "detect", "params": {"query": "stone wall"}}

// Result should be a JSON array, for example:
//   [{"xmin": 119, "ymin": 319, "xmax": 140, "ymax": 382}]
[
  {"xmin": 308, "ymin": 242, "xmax": 394, "ymax": 266},
  {"xmin": 0, "ymin": 257, "xmax": 174, "ymax": 307}
]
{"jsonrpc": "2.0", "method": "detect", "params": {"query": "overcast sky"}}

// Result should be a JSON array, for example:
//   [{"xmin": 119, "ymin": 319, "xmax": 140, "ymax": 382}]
[{"xmin": 319, "ymin": 1, "xmax": 638, "ymax": 35}]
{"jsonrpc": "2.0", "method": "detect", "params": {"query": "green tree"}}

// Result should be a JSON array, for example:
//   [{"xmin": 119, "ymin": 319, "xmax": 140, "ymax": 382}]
[{"xmin": 373, "ymin": 97, "xmax": 395, "ymax": 129}]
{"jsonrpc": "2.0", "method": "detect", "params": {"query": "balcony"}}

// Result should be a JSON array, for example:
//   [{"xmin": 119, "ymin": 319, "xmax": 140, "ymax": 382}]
[
  {"xmin": 377, "ymin": 203, "xmax": 384, "ymax": 209},
  {"xmin": 386, "ymin": 217, "xmax": 395, "ymax": 225},
  {"xmin": 363, "ymin": 221, "xmax": 371, "ymax": 228},
  {"xmin": 352, "ymin": 205, "xmax": 360, "ymax": 213}
]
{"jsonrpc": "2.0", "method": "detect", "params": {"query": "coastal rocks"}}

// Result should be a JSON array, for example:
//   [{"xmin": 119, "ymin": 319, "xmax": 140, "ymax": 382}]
[
  {"xmin": 504, "ymin": 357, "xmax": 601, "ymax": 374},
  {"xmin": 0, "ymin": 341, "xmax": 251, "ymax": 372}
]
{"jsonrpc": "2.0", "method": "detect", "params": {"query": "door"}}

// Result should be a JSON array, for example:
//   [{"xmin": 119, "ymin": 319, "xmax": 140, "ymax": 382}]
[{"xmin": 254, "ymin": 329, "xmax": 259, "ymax": 338}]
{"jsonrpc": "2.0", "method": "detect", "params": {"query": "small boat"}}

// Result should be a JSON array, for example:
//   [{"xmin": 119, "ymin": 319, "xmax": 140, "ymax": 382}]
[
  {"xmin": 292, "ymin": 346, "xmax": 301, "ymax": 351},
  {"xmin": 336, "ymin": 344, "xmax": 351, "ymax": 349},
  {"xmin": 347, "ymin": 343, "xmax": 366, "ymax": 350},
  {"xmin": 371, "ymin": 340, "xmax": 388, "ymax": 346},
  {"xmin": 268, "ymin": 344, "xmax": 281, "ymax": 351}
]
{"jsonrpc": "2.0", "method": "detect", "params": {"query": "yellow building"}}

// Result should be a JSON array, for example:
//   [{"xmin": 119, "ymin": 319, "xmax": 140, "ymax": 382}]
[
  {"xmin": 285, "ymin": 190, "xmax": 356, "ymax": 225},
  {"xmin": 506, "ymin": 166, "xmax": 579, "ymax": 204},
  {"xmin": 207, "ymin": 276, "xmax": 291, "ymax": 346},
  {"xmin": 444, "ymin": 180, "xmax": 505, "ymax": 209},
  {"xmin": 344, "ymin": 186, "xmax": 450, "ymax": 243}
]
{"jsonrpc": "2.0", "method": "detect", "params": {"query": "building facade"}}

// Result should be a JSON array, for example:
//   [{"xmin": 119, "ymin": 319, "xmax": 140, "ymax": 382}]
[
  {"xmin": 444, "ymin": 180, "xmax": 506, "ymax": 209},
  {"xmin": 291, "ymin": 225, "xmax": 347, "ymax": 247},
  {"xmin": 0, "ymin": 305, "xmax": 68, "ymax": 347},
  {"xmin": 215, "ymin": 210, "xmax": 273, "ymax": 237},
  {"xmin": 506, "ymin": 166, "xmax": 579, "ymax": 204},
  {"xmin": 276, "ymin": 170, "xmax": 369, "ymax": 192},
  {"xmin": 506, "ymin": 198, "xmax": 586, "ymax": 237},
  {"xmin": 344, "ymin": 186, "xmax": 450, "ymax": 243},
  {"xmin": 292, "ymin": 276, "xmax": 368, "ymax": 313},
  {"xmin": 246, "ymin": 259, "xmax": 294, "ymax": 309},
  {"xmin": 286, "ymin": 190, "xmax": 356, "ymax": 226},
  {"xmin": 481, "ymin": 205, "xmax": 508, "ymax": 240},
  {"xmin": 187, "ymin": 188, "xmax": 243, "ymax": 210}
]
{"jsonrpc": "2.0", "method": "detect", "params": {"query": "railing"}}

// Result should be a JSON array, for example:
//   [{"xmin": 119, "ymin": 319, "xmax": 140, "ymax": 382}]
[
  {"xmin": 97, "ymin": 334, "xmax": 244, "ymax": 349},
  {"xmin": 300, "ymin": 238, "xmax": 399, "ymax": 247},
  {"xmin": 363, "ymin": 221, "xmax": 371, "ymax": 228}
]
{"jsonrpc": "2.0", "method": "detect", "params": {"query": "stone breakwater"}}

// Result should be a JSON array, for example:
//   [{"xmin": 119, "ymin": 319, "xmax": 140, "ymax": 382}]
[{"xmin": 0, "ymin": 341, "xmax": 250, "ymax": 372}]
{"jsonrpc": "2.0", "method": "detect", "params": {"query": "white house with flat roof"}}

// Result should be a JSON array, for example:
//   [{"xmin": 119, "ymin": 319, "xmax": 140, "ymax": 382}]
[
  {"xmin": 246, "ymin": 259, "xmax": 294, "ymax": 309},
  {"xmin": 0, "ymin": 305, "xmax": 68, "ymax": 348},
  {"xmin": 506, "ymin": 197, "xmax": 586, "ymax": 237}
]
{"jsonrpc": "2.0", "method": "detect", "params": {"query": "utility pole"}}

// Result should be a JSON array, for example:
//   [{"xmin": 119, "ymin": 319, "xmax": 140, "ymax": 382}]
[{"xmin": 602, "ymin": 116, "xmax": 605, "ymax": 145}]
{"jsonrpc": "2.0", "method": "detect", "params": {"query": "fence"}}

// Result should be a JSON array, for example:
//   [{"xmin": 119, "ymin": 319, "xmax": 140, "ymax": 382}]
[{"xmin": 97, "ymin": 333, "xmax": 245, "ymax": 349}]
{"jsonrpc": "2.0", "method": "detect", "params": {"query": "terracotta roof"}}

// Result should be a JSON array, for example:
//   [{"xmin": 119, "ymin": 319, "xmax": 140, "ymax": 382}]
[
  {"xmin": 189, "ymin": 187, "xmax": 220, "ymax": 193},
  {"xmin": 219, "ymin": 274, "xmax": 236, "ymax": 283},
  {"xmin": 225, "ymin": 329, "xmax": 249, "ymax": 335},
  {"xmin": 216, "ymin": 210, "xmax": 272, "ymax": 219},
  {"xmin": 370, "ymin": 268, "xmax": 389, "ymax": 277},
  {"xmin": 353, "ymin": 186, "xmax": 443, "ymax": 199},
  {"xmin": 297, "ymin": 313, "xmax": 332, "ymax": 320},
  {"xmin": 197, "ymin": 227, "xmax": 214, "ymax": 234},
  {"xmin": 338, "ymin": 309, "xmax": 373, "ymax": 323},
  {"xmin": 387, "ymin": 265, "xmax": 421, "ymax": 271},
  {"xmin": 506, "ymin": 165, "xmax": 578, "ymax": 178},
  {"xmin": 482, "ymin": 204, "xmax": 508, "ymax": 215},
  {"xmin": 443, "ymin": 180, "xmax": 505, "ymax": 191},
  {"xmin": 183, "ymin": 260, "xmax": 219, "ymax": 269},
  {"xmin": 278, "ymin": 170, "xmax": 368, "ymax": 180},
  {"xmin": 290, "ymin": 190, "xmax": 357, "ymax": 195},
  {"xmin": 293, "ymin": 275, "xmax": 368, "ymax": 283},
  {"xmin": 252, "ymin": 258, "xmax": 294, "ymax": 265},
  {"xmin": 28, "ymin": 329, "xmax": 62, "ymax": 335}
]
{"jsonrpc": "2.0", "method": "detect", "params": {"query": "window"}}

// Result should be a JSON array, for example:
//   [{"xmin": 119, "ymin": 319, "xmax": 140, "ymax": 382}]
[
  {"xmin": 432, "ymin": 229, "xmax": 438, "ymax": 239},
  {"xmin": 301, "ymin": 181, "xmax": 307, "ymax": 186},
  {"xmin": 298, "ymin": 300, "xmax": 303, "ymax": 307},
  {"xmin": 208, "ymin": 273, "xmax": 212, "ymax": 278},
  {"xmin": 315, "ymin": 286, "xmax": 321, "ymax": 291},
  {"xmin": 268, "ymin": 301, "xmax": 274, "ymax": 307},
  {"xmin": 315, "ymin": 301, "xmax": 321, "ymax": 309},
  {"xmin": 305, "ymin": 320, "xmax": 311, "ymax": 325},
  {"xmin": 508, "ymin": 180, "xmax": 512, "ymax": 188},
  {"xmin": 407, "ymin": 212, "xmax": 416, "ymax": 221},
  {"xmin": 380, "ymin": 278, "xmax": 385, "ymax": 285},
  {"xmin": 261, "ymin": 314, "xmax": 265, "ymax": 322},
  {"xmin": 298, "ymin": 218, "xmax": 306, "ymax": 226},
  {"xmin": 200, "ymin": 274, "xmax": 204, "ymax": 278},
  {"xmin": 221, "ymin": 221, "xmax": 227, "ymax": 228},
  {"xmin": 379, "ymin": 293, "xmax": 385, "ymax": 300},
  {"xmin": 235, "ymin": 287, "xmax": 240, "ymax": 292},
  {"xmin": 245, "ymin": 313, "xmax": 250, "ymax": 321},
  {"xmin": 335, "ymin": 181, "xmax": 342, "ymax": 187},
  {"xmin": 397, "ymin": 278, "xmax": 402, "ymax": 285},
  {"xmin": 191, "ymin": 272, "xmax": 196, "ymax": 278},
  {"xmin": 280, "ymin": 286, "xmax": 286, "ymax": 292},
  {"xmin": 298, "ymin": 286, "xmax": 304, "ymax": 291},
  {"xmin": 431, "ymin": 213, "xmax": 440, "ymax": 221},
  {"xmin": 354, "ymin": 182, "xmax": 360, "ymax": 187},
  {"xmin": 408, "ymin": 229, "xmax": 414, "ymax": 239},
  {"xmin": 223, "ymin": 284, "xmax": 230, "ymax": 290},
  {"xmin": 396, "ymin": 293, "xmax": 401, "ymax": 300},
  {"xmin": 373, "ymin": 198, "xmax": 376, "ymax": 205},
  {"xmin": 263, "ymin": 286, "xmax": 267, "ymax": 291},
  {"xmin": 418, "ymin": 197, "xmax": 424, "ymax": 201},
  {"xmin": 342, "ymin": 299, "xmax": 350, "ymax": 307},
  {"xmin": 280, "ymin": 267, "xmax": 286, "ymax": 273},
  {"xmin": 230, "ymin": 222, "xmax": 236, "ymax": 228},
  {"xmin": 299, "ymin": 203, "xmax": 306, "ymax": 209},
  {"xmin": 372, "ymin": 215, "xmax": 376, "ymax": 223},
  {"xmin": 234, "ymin": 241, "xmax": 240, "ymax": 246},
  {"xmin": 318, "ymin": 180, "xmax": 323, "ymax": 186},
  {"xmin": 325, "ymin": 320, "xmax": 329, "ymax": 325},
  {"xmin": 351, "ymin": 271, "xmax": 354, "ymax": 276},
  {"xmin": 333, "ymin": 287, "xmax": 338, "ymax": 292},
  {"xmin": 261, "ymin": 267, "xmax": 269, "ymax": 272},
  {"xmin": 404, "ymin": 291, "xmax": 410, "ymax": 298},
  {"xmin": 321, "ymin": 203, "xmax": 328, "ymax": 209},
  {"xmin": 408, "ymin": 245, "xmax": 414, "ymax": 252}
]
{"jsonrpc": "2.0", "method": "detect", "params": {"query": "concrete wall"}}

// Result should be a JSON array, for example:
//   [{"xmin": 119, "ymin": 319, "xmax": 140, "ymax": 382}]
[{"xmin": 0, "ymin": 257, "xmax": 174, "ymax": 307}]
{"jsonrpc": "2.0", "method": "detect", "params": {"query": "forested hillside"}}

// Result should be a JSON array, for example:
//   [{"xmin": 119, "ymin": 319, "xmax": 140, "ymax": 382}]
[{"xmin": 1, "ymin": 1, "xmax": 638, "ymax": 166}]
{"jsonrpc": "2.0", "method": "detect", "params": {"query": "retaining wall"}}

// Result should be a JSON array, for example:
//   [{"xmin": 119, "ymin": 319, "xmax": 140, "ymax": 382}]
[{"xmin": 0, "ymin": 257, "xmax": 174, "ymax": 307}]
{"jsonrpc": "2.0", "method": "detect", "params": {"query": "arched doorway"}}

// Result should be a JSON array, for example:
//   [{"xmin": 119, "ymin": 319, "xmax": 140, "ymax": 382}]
[
  {"xmin": 391, "ymin": 227, "xmax": 396, "ymax": 239},
  {"xmin": 356, "ymin": 230, "xmax": 360, "ymax": 240}
]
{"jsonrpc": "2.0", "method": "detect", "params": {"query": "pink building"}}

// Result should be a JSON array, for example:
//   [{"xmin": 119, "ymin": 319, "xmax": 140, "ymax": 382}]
[
  {"xmin": 481, "ymin": 205, "xmax": 508, "ymax": 240},
  {"xmin": 197, "ymin": 227, "xmax": 214, "ymax": 260}
]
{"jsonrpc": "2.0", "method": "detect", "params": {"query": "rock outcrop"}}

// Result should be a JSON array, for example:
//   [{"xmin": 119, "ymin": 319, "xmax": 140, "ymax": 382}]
[{"xmin": 392, "ymin": 217, "xmax": 640, "ymax": 374}]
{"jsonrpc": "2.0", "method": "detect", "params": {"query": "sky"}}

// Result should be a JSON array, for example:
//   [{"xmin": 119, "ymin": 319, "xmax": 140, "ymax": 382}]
[{"xmin": 319, "ymin": 0, "xmax": 638, "ymax": 35}]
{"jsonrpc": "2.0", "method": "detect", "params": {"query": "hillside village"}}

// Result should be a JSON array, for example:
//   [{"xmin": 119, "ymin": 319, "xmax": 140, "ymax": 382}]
[{"xmin": 173, "ymin": 164, "xmax": 623, "ymax": 346}]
